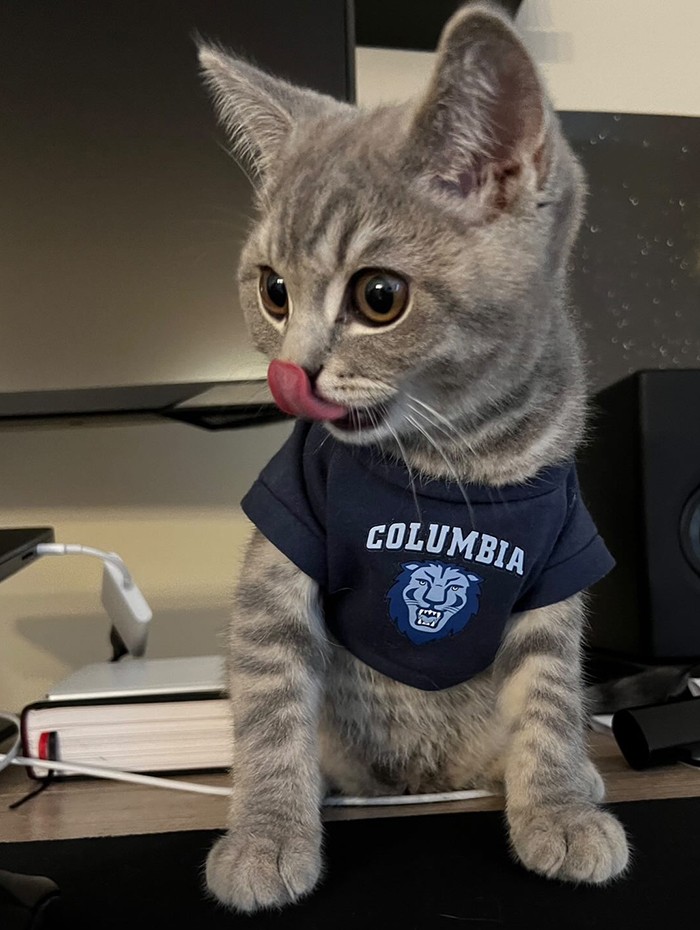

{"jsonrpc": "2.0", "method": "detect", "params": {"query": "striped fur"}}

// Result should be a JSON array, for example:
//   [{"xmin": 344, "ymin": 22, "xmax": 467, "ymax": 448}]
[{"xmin": 198, "ymin": 3, "xmax": 629, "ymax": 912}]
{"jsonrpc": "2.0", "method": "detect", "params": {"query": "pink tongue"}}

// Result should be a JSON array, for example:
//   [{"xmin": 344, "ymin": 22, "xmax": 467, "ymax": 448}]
[{"xmin": 267, "ymin": 360, "xmax": 348, "ymax": 421}]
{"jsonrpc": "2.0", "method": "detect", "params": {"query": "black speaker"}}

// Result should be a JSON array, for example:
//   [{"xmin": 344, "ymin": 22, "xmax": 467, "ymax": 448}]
[
  {"xmin": 612, "ymin": 698, "xmax": 700, "ymax": 769},
  {"xmin": 578, "ymin": 370, "xmax": 700, "ymax": 662}
]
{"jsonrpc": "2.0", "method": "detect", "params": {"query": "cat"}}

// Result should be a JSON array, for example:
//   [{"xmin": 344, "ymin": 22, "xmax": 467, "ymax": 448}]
[{"xmin": 197, "ymin": 2, "xmax": 631, "ymax": 913}]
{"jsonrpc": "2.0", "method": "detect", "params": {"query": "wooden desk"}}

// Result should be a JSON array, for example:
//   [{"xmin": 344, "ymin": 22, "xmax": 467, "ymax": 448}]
[{"xmin": 2, "ymin": 732, "xmax": 700, "ymax": 844}]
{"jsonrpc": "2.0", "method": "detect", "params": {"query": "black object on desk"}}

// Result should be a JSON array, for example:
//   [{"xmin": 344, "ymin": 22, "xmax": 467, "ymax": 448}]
[
  {"xmin": 0, "ymin": 870, "xmax": 62, "ymax": 930},
  {"xmin": 613, "ymin": 697, "xmax": 700, "ymax": 769}
]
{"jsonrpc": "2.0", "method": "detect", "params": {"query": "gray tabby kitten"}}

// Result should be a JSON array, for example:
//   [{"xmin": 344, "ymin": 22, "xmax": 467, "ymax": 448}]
[{"xmin": 198, "ymin": 3, "xmax": 629, "ymax": 912}]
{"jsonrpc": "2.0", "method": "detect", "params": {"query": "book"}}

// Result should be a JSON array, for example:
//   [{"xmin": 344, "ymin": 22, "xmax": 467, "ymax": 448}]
[
  {"xmin": 21, "ymin": 692, "xmax": 232, "ymax": 780},
  {"xmin": 25, "ymin": 661, "xmax": 700, "ymax": 783},
  {"xmin": 21, "ymin": 656, "xmax": 232, "ymax": 779}
]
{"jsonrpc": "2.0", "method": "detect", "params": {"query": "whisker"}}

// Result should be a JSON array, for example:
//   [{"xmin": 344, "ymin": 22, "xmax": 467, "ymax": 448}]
[
  {"xmin": 404, "ymin": 413, "xmax": 477, "ymax": 529},
  {"xmin": 404, "ymin": 393, "xmax": 467, "ymax": 444},
  {"xmin": 315, "ymin": 429, "xmax": 333, "ymax": 451},
  {"xmin": 349, "ymin": 401, "xmax": 379, "ymax": 442},
  {"xmin": 386, "ymin": 421, "xmax": 423, "ymax": 524},
  {"xmin": 357, "ymin": 377, "xmax": 470, "ymax": 451},
  {"xmin": 405, "ymin": 401, "xmax": 456, "ymax": 443}
]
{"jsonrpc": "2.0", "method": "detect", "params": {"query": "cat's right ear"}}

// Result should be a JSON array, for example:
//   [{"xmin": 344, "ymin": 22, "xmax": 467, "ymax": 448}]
[
  {"xmin": 406, "ymin": 3, "xmax": 549, "ymax": 209},
  {"xmin": 197, "ymin": 42, "xmax": 345, "ymax": 186}
]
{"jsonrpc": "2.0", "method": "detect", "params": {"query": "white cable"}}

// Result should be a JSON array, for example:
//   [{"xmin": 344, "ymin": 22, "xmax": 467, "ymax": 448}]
[
  {"xmin": 11, "ymin": 755, "xmax": 232, "ymax": 797},
  {"xmin": 324, "ymin": 788, "xmax": 495, "ymax": 806},
  {"xmin": 35, "ymin": 544, "xmax": 134, "ymax": 588},
  {"xmin": 0, "ymin": 712, "xmax": 496, "ymax": 806},
  {"xmin": 0, "ymin": 711, "xmax": 227, "ymax": 795},
  {"xmin": 32, "ymin": 543, "xmax": 152, "ymax": 656}
]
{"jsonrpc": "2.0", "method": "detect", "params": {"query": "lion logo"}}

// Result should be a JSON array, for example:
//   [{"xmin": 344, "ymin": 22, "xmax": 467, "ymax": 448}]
[{"xmin": 387, "ymin": 561, "xmax": 483, "ymax": 645}]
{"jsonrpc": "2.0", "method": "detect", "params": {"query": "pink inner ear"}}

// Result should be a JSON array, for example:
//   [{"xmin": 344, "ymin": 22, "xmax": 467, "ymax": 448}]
[
  {"xmin": 267, "ymin": 360, "xmax": 348, "ymax": 421},
  {"xmin": 434, "ymin": 169, "xmax": 479, "ymax": 199},
  {"xmin": 414, "ymin": 10, "xmax": 546, "ymax": 203},
  {"xmin": 456, "ymin": 170, "xmax": 478, "ymax": 197}
]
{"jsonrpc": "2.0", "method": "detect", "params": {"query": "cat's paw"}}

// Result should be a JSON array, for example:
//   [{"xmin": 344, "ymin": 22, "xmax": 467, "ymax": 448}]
[
  {"xmin": 205, "ymin": 827, "xmax": 322, "ymax": 912},
  {"xmin": 509, "ymin": 805, "xmax": 629, "ymax": 884}
]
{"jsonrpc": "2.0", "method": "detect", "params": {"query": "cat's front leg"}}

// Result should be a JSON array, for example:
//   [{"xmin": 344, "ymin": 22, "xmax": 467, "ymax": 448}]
[
  {"xmin": 206, "ymin": 531, "xmax": 327, "ymax": 912},
  {"xmin": 495, "ymin": 594, "xmax": 629, "ymax": 884}
]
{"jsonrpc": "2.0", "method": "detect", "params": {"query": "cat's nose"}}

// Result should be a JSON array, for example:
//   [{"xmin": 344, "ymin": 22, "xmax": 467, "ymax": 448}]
[{"xmin": 267, "ymin": 359, "xmax": 348, "ymax": 421}]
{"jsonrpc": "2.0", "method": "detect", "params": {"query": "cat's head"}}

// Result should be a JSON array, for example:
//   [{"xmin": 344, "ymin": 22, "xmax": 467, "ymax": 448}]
[{"xmin": 199, "ymin": 3, "xmax": 587, "ymax": 483}]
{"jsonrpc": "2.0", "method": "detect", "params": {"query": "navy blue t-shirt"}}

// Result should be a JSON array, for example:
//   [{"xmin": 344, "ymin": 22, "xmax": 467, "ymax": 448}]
[{"xmin": 242, "ymin": 421, "xmax": 614, "ymax": 691}]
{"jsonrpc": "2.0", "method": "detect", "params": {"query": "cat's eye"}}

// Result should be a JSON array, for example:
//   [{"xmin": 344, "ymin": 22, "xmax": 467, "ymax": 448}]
[
  {"xmin": 259, "ymin": 267, "xmax": 289, "ymax": 318},
  {"xmin": 417, "ymin": 580, "xmax": 428, "ymax": 586},
  {"xmin": 350, "ymin": 269, "xmax": 409, "ymax": 326}
]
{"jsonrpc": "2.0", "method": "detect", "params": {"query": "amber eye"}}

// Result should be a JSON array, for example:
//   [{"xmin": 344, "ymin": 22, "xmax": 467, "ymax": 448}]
[
  {"xmin": 350, "ymin": 269, "xmax": 409, "ymax": 325},
  {"xmin": 259, "ymin": 267, "xmax": 289, "ymax": 318}
]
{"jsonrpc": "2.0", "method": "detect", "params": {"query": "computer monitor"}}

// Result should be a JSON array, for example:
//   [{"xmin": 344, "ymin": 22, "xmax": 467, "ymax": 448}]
[{"xmin": 0, "ymin": 0, "xmax": 353, "ymax": 418}]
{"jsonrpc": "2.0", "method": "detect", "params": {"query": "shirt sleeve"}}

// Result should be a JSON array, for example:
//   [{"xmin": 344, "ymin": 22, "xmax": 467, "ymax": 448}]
[
  {"xmin": 514, "ymin": 467, "xmax": 615, "ymax": 612},
  {"xmin": 240, "ymin": 421, "xmax": 327, "ymax": 585}
]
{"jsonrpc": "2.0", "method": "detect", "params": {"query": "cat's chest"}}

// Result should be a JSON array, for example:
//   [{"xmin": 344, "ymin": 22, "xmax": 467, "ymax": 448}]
[
  {"xmin": 320, "ymin": 460, "xmax": 559, "ymax": 691},
  {"xmin": 241, "ymin": 421, "xmax": 610, "ymax": 693}
]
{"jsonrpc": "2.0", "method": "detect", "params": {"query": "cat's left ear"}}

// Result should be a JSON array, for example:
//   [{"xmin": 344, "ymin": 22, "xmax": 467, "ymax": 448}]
[
  {"xmin": 197, "ymin": 42, "xmax": 347, "ymax": 185},
  {"xmin": 406, "ymin": 3, "xmax": 549, "ymax": 207}
]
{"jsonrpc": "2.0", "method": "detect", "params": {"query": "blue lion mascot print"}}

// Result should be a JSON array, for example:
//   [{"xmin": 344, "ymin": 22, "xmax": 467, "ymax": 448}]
[{"xmin": 387, "ymin": 561, "xmax": 483, "ymax": 645}]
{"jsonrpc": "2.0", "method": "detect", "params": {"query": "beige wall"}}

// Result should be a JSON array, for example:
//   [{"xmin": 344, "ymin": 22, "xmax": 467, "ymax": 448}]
[
  {"xmin": 357, "ymin": 0, "xmax": 700, "ymax": 115},
  {"xmin": 2, "ymin": 0, "xmax": 698, "ymax": 712},
  {"xmin": 0, "ymin": 420, "xmax": 291, "ymax": 710}
]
